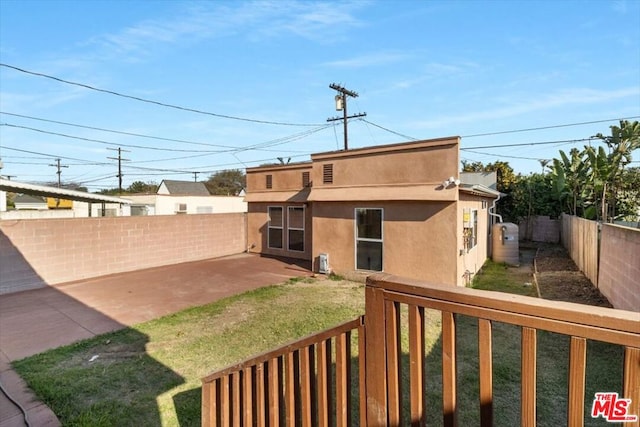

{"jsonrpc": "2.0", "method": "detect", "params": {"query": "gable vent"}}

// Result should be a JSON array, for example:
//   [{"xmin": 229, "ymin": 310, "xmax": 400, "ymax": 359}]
[
  {"xmin": 302, "ymin": 171, "xmax": 311, "ymax": 187},
  {"xmin": 266, "ymin": 174, "xmax": 273, "ymax": 189},
  {"xmin": 322, "ymin": 164, "xmax": 333, "ymax": 184}
]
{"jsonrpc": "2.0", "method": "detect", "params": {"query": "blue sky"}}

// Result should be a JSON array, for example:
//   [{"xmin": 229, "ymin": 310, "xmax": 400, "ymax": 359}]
[{"xmin": 1, "ymin": 0, "xmax": 639, "ymax": 190}]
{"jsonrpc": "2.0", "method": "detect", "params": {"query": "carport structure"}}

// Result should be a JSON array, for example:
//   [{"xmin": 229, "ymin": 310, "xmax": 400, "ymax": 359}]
[{"xmin": 0, "ymin": 178, "xmax": 130, "ymax": 216}]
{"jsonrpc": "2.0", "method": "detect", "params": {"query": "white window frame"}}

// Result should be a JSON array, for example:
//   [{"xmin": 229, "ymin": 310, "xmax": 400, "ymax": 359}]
[
  {"xmin": 287, "ymin": 206, "xmax": 305, "ymax": 252},
  {"xmin": 354, "ymin": 208, "xmax": 384, "ymax": 272},
  {"xmin": 267, "ymin": 206, "xmax": 284, "ymax": 250}
]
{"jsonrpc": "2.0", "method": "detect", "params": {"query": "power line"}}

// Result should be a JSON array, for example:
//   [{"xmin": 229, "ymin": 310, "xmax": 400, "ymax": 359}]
[
  {"xmin": 0, "ymin": 63, "xmax": 324, "ymax": 127},
  {"xmin": 1, "ymin": 111, "xmax": 315, "ymax": 154},
  {"xmin": 359, "ymin": 119, "xmax": 418, "ymax": 141},
  {"xmin": 0, "ymin": 121, "xmax": 333, "ymax": 155},
  {"xmin": 0, "ymin": 111, "xmax": 240, "ymax": 150},
  {"xmin": 461, "ymin": 116, "xmax": 640, "ymax": 138},
  {"xmin": 463, "ymin": 137, "xmax": 595, "ymax": 150}
]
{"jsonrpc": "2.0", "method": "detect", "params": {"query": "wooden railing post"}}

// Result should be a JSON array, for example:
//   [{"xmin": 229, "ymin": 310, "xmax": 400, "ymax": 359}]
[{"xmin": 365, "ymin": 280, "xmax": 388, "ymax": 425}]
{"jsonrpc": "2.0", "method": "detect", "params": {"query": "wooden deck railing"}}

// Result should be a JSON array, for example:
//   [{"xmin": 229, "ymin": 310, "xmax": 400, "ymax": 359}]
[
  {"xmin": 365, "ymin": 273, "xmax": 640, "ymax": 427},
  {"xmin": 202, "ymin": 274, "xmax": 640, "ymax": 426},
  {"xmin": 201, "ymin": 316, "xmax": 366, "ymax": 426}
]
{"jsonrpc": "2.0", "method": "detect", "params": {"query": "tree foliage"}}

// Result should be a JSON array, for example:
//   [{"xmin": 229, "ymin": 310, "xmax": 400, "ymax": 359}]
[
  {"xmin": 461, "ymin": 120, "xmax": 639, "ymax": 224},
  {"xmin": 127, "ymin": 181, "xmax": 158, "ymax": 194},
  {"xmin": 550, "ymin": 120, "xmax": 640, "ymax": 221},
  {"xmin": 205, "ymin": 169, "xmax": 246, "ymax": 196}
]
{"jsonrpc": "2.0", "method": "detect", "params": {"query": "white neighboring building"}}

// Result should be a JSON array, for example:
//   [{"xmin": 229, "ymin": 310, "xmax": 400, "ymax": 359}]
[
  {"xmin": 126, "ymin": 180, "xmax": 246, "ymax": 215},
  {"xmin": 125, "ymin": 194, "xmax": 247, "ymax": 215}
]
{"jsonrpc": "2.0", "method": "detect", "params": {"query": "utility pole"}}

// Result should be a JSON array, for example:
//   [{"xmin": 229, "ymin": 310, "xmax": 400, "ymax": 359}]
[
  {"xmin": 48, "ymin": 158, "xmax": 69, "ymax": 187},
  {"xmin": 107, "ymin": 147, "xmax": 130, "ymax": 194},
  {"xmin": 192, "ymin": 171, "xmax": 200, "ymax": 182},
  {"xmin": 327, "ymin": 83, "xmax": 366, "ymax": 150}
]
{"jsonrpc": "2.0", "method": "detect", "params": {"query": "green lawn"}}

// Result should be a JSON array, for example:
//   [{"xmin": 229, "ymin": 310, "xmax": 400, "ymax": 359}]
[
  {"xmin": 14, "ymin": 267, "xmax": 623, "ymax": 426},
  {"xmin": 13, "ymin": 278, "xmax": 365, "ymax": 426}
]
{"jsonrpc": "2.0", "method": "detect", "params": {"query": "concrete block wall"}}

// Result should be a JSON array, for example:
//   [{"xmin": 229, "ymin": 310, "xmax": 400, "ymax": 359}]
[
  {"xmin": 598, "ymin": 224, "xmax": 640, "ymax": 312},
  {"xmin": 0, "ymin": 213, "xmax": 246, "ymax": 294}
]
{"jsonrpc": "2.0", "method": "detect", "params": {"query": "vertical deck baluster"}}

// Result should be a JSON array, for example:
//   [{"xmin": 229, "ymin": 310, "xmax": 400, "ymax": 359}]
[
  {"xmin": 442, "ymin": 311, "xmax": 457, "ymax": 427},
  {"xmin": 300, "ymin": 345, "xmax": 313, "ymax": 426},
  {"xmin": 478, "ymin": 319, "xmax": 493, "ymax": 427},
  {"xmin": 568, "ymin": 336, "xmax": 586, "ymax": 427},
  {"xmin": 358, "ymin": 319, "xmax": 367, "ymax": 427},
  {"xmin": 231, "ymin": 372, "xmax": 241, "ymax": 427},
  {"xmin": 256, "ymin": 363, "xmax": 266, "ymax": 427},
  {"xmin": 202, "ymin": 379, "xmax": 216, "ymax": 426},
  {"xmin": 220, "ymin": 375, "xmax": 231, "ymax": 426},
  {"xmin": 623, "ymin": 347, "xmax": 640, "ymax": 427},
  {"xmin": 336, "ymin": 331, "xmax": 351, "ymax": 427},
  {"xmin": 243, "ymin": 367, "xmax": 253, "ymax": 427},
  {"xmin": 386, "ymin": 300, "xmax": 402, "ymax": 425},
  {"xmin": 409, "ymin": 304, "xmax": 425, "ymax": 426},
  {"xmin": 521, "ymin": 327, "xmax": 537, "ymax": 426},
  {"xmin": 284, "ymin": 351, "xmax": 297, "ymax": 427},
  {"xmin": 317, "ymin": 338, "xmax": 333, "ymax": 426},
  {"xmin": 268, "ymin": 357, "xmax": 280, "ymax": 426}
]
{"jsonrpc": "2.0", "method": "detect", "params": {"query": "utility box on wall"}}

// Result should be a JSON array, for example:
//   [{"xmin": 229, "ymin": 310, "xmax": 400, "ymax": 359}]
[{"xmin": 318, "ymin": 253, "xmax": 329, "ymax": 274}]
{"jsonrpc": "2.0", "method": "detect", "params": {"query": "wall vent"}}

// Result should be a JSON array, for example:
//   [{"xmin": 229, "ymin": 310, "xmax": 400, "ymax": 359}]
[
  {"xmin": 175, "ymin": 203, "xmax": 187, "ymax": 213},
  {"xmin": 302, "ymin": 171, "xmax": 311, "ymax": 187},
  {"xmin": 322, "ymin": 164, "xmax": 333, "ymax": 184},
  {"xmin": 266, "ymin": 174, "xmax": 273, "ymax": 189}
]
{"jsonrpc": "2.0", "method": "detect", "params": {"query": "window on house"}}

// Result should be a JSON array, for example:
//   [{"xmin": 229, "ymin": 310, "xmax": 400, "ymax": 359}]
[
  {"xmin": 288, "ymin": 206, "xmax": 304, "ymax": 252},
  {"xmin": 268, "ymin": 206, "xmax": 283, "ymax": 249},
  {"xmin": 355, "ymin": 208, "xmax": 383, "ymax": 271},
  {"xmin": 323, "ymin": 164, "xmax": 333, "ymax": 184},
  {"xmin": 266, "ymin": 174, "xmax": 273, "ymax": 189},
  {"xmin": 302, "ymin": 171, "xmax": 311, "ymax": 187}
]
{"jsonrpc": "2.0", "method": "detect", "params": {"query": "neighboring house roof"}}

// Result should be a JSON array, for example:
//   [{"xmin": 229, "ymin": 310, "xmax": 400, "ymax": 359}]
[
  {"xmin": 0, "ymin": 179, "xmax": 131, "ymax": 204},
  {"xmin": 459, "ymin": 183, "xmax": 502, "ymax": 198},
  {"xmin": 157, "ymin": 180, "xmax": 210, "ymax": 196},
  {"xmin": 460, "ymin": 172, "xmax": 498, "ymax": 190}
]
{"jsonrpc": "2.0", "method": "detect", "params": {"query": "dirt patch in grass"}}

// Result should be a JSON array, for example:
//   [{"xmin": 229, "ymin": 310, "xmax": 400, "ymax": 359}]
[{"xmin": 535, "ymin": 244, "xmax": 612, "ymax": 307}]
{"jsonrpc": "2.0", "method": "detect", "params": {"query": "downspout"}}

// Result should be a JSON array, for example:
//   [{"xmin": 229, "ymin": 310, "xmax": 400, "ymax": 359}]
[
  {"xmin": 488, "ymin": 193, "xmax": 502, "ymax": 258},
  {"xmin": 489, "ymin": 193, "xmax": 503, "ymax": 224}
]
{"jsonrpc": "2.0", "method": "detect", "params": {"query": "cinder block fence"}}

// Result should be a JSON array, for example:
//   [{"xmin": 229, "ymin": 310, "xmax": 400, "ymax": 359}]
[{"xmin": 0, "ymin": 213, "xmax": 246, "ymax": 294}]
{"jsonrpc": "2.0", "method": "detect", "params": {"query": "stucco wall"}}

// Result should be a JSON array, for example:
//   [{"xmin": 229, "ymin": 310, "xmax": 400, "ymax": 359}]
[
  {"xmin": 311, "ymin": 138, "xmax": 459, "ymax": 188},
  {"xmin": 598, "ymin": 224, "xmax": 640, "ymax": 312},
  {"xmin": 246, "ymin": 202, "xmax": 312, "ymax": 260},
  {"xmin": 312, "ymin": 201, "xmax": 458, "ymax": 286},
  {"xmin": 457, "ymin": 194, "xmax": 491, "ymax": 286},
  {"xmin": 0, "ymin": 213, "xmax": 246, "ymax": 294}
]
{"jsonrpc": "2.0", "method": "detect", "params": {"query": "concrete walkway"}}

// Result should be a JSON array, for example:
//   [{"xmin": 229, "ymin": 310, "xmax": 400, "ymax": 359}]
[{"xmin": 0, "ymin": 253, "xmax": 311, "ymax": 427}]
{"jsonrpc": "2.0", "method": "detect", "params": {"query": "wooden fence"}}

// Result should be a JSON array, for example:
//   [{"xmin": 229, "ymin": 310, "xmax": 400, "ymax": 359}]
[
  {"xmin": 201, "ymin": 317, "xmax": 366, "ymax": 426},
  {"xmin": 202, "ymin": 274, "xmax": 640, "ymax": 426},
  {"xmin": 561, "ymin": 214, "xmax": 600, "ymax": 286}
]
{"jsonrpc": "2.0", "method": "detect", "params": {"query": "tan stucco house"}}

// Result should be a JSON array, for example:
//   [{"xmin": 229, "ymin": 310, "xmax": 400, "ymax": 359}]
[{"xmin": 245, "ymin": 137, "xmax": 500, "ymax": 287}]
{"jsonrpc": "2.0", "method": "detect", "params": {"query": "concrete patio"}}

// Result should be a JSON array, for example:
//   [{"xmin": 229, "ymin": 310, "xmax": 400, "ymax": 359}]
[{"xmin": 0, "ymin": 253, "xmax": 311, "ymax": 427}]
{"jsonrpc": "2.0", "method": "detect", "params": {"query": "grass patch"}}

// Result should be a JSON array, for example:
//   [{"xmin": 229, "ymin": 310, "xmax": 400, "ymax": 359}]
[
  {"xmin": 13, "ymin": 279, "xmax": 364, "ymax": 426},
  {"xmin": 471, "ymin": 258, "xmax": 538, "ymax": 297}
]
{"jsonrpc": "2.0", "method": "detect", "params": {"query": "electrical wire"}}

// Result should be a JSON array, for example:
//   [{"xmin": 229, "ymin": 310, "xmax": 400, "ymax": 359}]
[
  {"xmin": 359, "ymin": 118, "xmax": 418, "ymax": 141},
  {"xmin": 1, "ymin": 121, "xmax": 333, "ymax": 155},
  {"xmin": 461, "ymin": 116, "xmax": 640, "ymax": 138},
  {"xmin": 463, "ymin": 137, "xmax": 595, "ymax": 150},
  {"xmin": 0, "ymin": 63, "xmax": 324, "ymax": 127}
]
